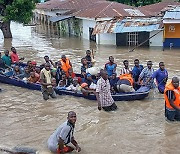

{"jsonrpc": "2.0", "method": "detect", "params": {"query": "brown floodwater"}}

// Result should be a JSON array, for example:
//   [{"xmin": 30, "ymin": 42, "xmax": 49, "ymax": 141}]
[{"xmin": 0, "ymin": 22, "xmax": 180, "ymax": 154}]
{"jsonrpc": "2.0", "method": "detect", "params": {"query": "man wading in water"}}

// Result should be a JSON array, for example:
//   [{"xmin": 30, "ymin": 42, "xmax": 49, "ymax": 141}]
[
  {"xmin": 47, "ymin": 111, "xmax": 81, "ymax": 153},
  {"xmin": 40, "ymin": 63, "xmax": 57, "ymax": 100},
  {"xmin": 96, "ymin": 69, "xmax": 117, "ymax": 111}
]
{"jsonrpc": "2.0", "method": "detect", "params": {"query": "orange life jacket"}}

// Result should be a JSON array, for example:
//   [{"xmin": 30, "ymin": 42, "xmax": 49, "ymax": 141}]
[
  {"xmin": 164, "ymin": 82, "xmax": 180, "ymax": 110},
  {"xmin": 60, "ymin": 58, "xmax": 71, "ymax": 73},
  {"xmin": 119, "ymin": 74, "xmax": 133, "ymax": 86}
]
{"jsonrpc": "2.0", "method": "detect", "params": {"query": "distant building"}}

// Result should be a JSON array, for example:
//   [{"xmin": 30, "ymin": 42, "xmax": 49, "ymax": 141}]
[
  {"xmin": 35, "ymin": 0, "xmax": 180, "ymax": 47},
  {"xmin": 163, "ymin": 7, "xmax": 180, "ymax": 48}
]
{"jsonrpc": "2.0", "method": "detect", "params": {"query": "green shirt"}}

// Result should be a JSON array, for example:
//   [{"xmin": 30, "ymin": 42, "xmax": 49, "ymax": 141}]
[{"xmin": 2, "ymin": 55, "xmax": 11, "ymax": 67}]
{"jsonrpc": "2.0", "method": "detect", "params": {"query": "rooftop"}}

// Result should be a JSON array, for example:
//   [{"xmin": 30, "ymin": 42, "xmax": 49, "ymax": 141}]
[
  {"xmin": 74, "ymin": 1, "xmax": 148, "ymax": 18},
  {"xmin": 139, "ymin": 1, "xmax": 180, "ymax": 16}
]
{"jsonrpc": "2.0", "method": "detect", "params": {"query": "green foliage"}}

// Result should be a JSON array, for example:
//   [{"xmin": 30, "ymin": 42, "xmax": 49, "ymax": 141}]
[
  {"xmin": 0, "ymin": 0, "xmax": 36, "ymax": 24},
  {"xmin": 109, "ymin": 0, "xmax": 162, "ymax": 6}
]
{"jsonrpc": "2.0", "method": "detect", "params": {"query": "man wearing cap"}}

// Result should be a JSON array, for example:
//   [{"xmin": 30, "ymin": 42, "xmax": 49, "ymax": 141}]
[{"xmin": 47, "ymin": 111, "xmax": 81, "ymax": 153}]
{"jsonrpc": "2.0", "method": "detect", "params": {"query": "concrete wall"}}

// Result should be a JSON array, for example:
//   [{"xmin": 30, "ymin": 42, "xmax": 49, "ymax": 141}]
[
  {"xmin": 82, "ymin": 18, "xmax": 96, "ymax": 40},
  {"xmin": 149, "ymin": 30, "xmax": 163, "ymax": 47},
  {"xmin": 82, "ymin": 18, "xmax": 116, "ymax": 45},
  {"xmin": 97, "ymin": 33, "xmax": 116, "ymax": 45}
]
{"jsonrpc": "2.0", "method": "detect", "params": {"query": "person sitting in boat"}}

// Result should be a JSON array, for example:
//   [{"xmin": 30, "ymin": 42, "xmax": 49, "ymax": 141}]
[
  {"xmin": 116, "ymin": 74, "xmax": 135, "ymax": 93},
  {"xmin": 120, "ymin": 60, "xmax": 132, "ymax": 75},
  {"xmin": 81, "ymin": 82, "xmax": 96, "ymax": 96},
  {"xmin": 51, "ymin": 68, "xmax": 57, "ymax": 78},
  {"xmin": 110, "ymin": 73, "xmax": 119, "ymax": 93},
  {"xmin": 22, "ymin": 67, "xmax": 30, "ymax": 81},
  {"xmin": 56, "ymin": 61, "xmax": 64, "ymax": 85},
  {"xmin": 138, "ymin": 61, "xmax": 155, "ymax": 89},
  {"xmin": 104, "ymin": 56, "xmax": 117, "ymax": 78},
  {"xmin": 60, "ymin": 55, "xmax": 72, "ymax": 77},
  {"xmin": 58, "ymin": 74, "xmax": 68, "ymax": 88},
  {"xmin": 67, "ymin": 67, "xmax": 80, "ymax": 85},
  {"xmin": 10, "ymin": 47, "xmax": 24, "ymax": 65},
  {"xmin": 132, "ymin": 59, "xmax": 144, "ymax": 90},
  {"xmin": 27, "ymin": 71, "xmax": 39, "ymax": 83},
  {"xmin": 2, "ymin": 50, "xmax": 12, "ymax": 69},
  {"xmin": 27, "ymin": 60, "xmax": 33, "ymax": 72},
  {"xmin": 84, "ymin": 73, "xmax": 96, "ymax": 90},
  {"xmin": 35, "ymin": 67, "xmax": 41, "ymax": 75},
  {"xmin": 66, "ymin": 77, "xmax": 81, "ymax": 92},
  {"xmin": 0, "ymin": 52, "xmax": 6, "ymax": 72},
  {"xmin": 40, "ymin": 63, "xmax": 57, "ymax": 100},
  {"xmin": 95, "ymin": 73, "xmax": 101, "ymax": 83},
  {"xmin": 40, "ymin": 55, "xmax": 56, "ymax": 69},
  {"xmin": 31, "ymin": 60, "xmax": 37, "ymax": 71},
  {"xmin": 85, "ymin": 50, "xmax": 96, "ymax": 66},
  {"xmin": 12, "ymin": 65, "xmax": 24, "ymax": 79},
  {"xmin": 81, "ymin": 57, "xmax": 92, "ymax": 78}
]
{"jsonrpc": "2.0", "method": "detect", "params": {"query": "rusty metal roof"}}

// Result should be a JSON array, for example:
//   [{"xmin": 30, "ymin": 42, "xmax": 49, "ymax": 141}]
[
  {"xmin": 139, "ymin": 1, "xmax": 180, "ymax": 16},
  {"xmin": 75, "ymin": 1, "xmax": 147, "ymax": 18},
  {"xmin": 36, "ymin": 0, "xmax": 105, "ymax": 12},
  {"xmin": 93, "ymin": 17, "xmax": 163, "ymax": 34}
]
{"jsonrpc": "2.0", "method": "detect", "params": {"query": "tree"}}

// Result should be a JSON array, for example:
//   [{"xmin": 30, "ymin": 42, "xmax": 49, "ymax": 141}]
[{"xmin": 0, "ymin": 0, "xmax": 36, "ymax": 38}]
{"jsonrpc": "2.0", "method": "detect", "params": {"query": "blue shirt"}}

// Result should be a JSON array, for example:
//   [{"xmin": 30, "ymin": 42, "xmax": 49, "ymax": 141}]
[
  {"xmin": 152, "ymin": 68, "xmax": 168, "ymax": 92},
  {"xmin": 110, "ymin": 77, "xmax": 119, "ymax": 87},
  {"xmin": 105, "ymin": 62, "xmax": 117, "ymax": 76},
  {"xmin": 132, "ymin": 65, "xmax": 144, "ymax": 82}
]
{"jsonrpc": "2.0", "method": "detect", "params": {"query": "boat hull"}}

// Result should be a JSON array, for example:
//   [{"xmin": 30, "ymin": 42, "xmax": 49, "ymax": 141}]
[{"xmin": 0, "ymin": 73, "xmax": 149, "ymax": 101}]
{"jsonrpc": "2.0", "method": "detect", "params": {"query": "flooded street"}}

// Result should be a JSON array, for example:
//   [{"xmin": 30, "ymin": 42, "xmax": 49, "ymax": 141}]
[{"xmin": 0, "ymin": 22, "xmax": 180, "ymax": 154}]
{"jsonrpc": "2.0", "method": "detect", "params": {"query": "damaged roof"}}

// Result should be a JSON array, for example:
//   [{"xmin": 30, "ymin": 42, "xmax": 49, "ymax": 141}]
[{"xmin": 93, "ymin": 17, "xmax": 163, "ymax": 34}]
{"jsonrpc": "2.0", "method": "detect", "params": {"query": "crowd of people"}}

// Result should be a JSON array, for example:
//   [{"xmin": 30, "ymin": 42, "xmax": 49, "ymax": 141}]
[
  {"xmin": 0, "ymin": 47, "xmax": 180, "ymax": 153},
  {"xmin": 0, "ymin": 48, "xmax": 179, "ymax": 118}
]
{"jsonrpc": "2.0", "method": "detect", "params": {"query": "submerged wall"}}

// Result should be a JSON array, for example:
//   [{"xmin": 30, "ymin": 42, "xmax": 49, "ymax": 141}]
[
  {"xmin": 164, "ymin": 23, "xmax": 180, "ymax": 48},
  {"xmin": 150, "ymin": 30, "xmax": 163, "ymax": 47}
]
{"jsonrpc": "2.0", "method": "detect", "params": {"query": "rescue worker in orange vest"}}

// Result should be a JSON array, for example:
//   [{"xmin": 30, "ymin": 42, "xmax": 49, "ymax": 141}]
[
  {"xmin": 115, "ymin": 73, "xmax": 135, "ymax": 93},
  {"xmin": 164, "ymin": 77, "xmax": 180, "ymax": 121},
  {"xmin": 60, "ymin": 55, "xmax": 72, "ymax": 77}
]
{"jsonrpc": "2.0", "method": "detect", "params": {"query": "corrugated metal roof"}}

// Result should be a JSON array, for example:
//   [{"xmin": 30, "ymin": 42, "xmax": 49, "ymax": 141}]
[
  {"xmin": 75, "ymin": 1, "xmax": 146, "ymax": 18},
  {"xmin": 115, "ymin": 22, "xmax": 160, "ymax": 33},
  {"xmin": 49, "ymin": 15, "xmax": 73, "ymax": 22},
  {"xmin": 163, "ymin": 7, "xmax": 180, "ymax": 19},
  {"xmin": 93, "ymin": 18, "xmax": 162, "ymax": 34}
]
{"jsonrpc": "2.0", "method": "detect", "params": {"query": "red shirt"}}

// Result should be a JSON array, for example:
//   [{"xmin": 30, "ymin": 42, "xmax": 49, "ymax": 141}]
[{"xmin": 11, "ymin": 52, "xmax": 19, "ymax": 63}]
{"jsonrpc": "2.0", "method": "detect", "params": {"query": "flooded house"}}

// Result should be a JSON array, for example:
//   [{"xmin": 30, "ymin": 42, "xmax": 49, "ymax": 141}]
[
  {"xmin": 139, "ymin": 1, "xmax": 180, "ymax": 48},
  {"xmin": 163, "ymin": 7, "xmax": 180, "ymax": 48},
  {"xmin": 34, "ymin": 0, "xmax": 180, "ymax": 47}
]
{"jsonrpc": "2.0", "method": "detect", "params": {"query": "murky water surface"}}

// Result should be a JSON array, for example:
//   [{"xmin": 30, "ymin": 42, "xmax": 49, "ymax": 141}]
[{"xmin": 0, "ymin": 22, "xmax": 180, "ymax": 154}]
